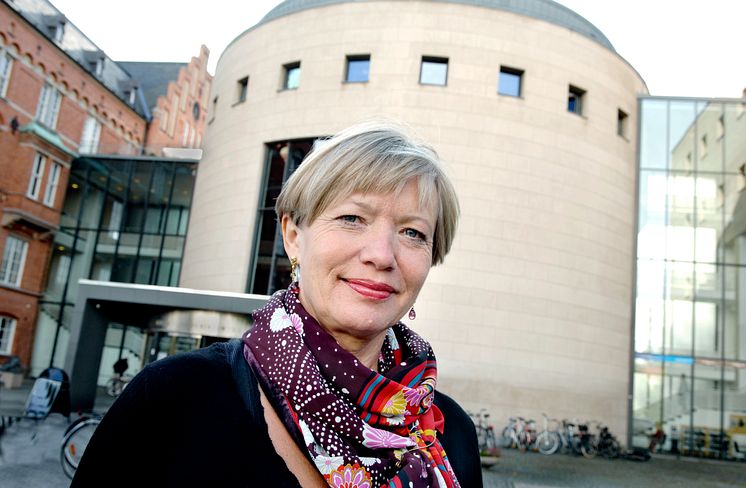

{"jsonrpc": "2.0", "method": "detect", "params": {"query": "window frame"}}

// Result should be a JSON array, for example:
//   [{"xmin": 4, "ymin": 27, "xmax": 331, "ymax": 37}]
[
  {"xmin": 27, "ymin": 152, "xmax": 46, "ymax": 199},
  {"xmin": 498, "ymin": 66, "xmax": 524, "ymax": 97},
  {"xmin": 0, "ymin": 235, "xmax": 29, "ymax": 287},
  {"xmin": 236, "ymin": 76, "xmax": 249, "ymax": 103},
  {"xmin": 617, "ymin": 109, "xmax": 629, "ymax": 138},
  {"xmin": 0, "ymin": 50, "xmax": 12, "ymax": 98},
  {"xmin": 43, "ymin": 161, "xmax": 62, "ymax": 207},
  {"xmin": 79, "ymin": 115, "xmax": 102, "ymax": 154},
  {"xmin": 345, "ymin": 55, "xmax": 371, "ymax": 83},
  {"xmin": 0, "ymin": 315, "xmax": 16, "ymax": 355},
  {"xmin": 568, "ymin": 84, "xmax": 586, "ymax": 116},
  {"xmin": 419, "ymin": 56, "xmax": 449, "ymax": 86},
  {"xmin": 36, "ymin": 82, "xmax": 62, "ymax": 129},
  {"xmin": 283, "ymin": 62, "xmax": 301, "ymax": 90}
]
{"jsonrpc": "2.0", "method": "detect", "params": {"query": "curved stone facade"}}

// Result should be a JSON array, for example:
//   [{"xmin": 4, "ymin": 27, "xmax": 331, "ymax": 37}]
[{"xmin": 181, "ymin": 0, "xmax": 648, "ymax": 438}]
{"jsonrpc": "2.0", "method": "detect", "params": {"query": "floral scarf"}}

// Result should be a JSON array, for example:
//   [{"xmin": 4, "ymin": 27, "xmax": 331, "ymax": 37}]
[{"xmin": 243, "ymin": 286, "xmax": 461, "ymax": 488}]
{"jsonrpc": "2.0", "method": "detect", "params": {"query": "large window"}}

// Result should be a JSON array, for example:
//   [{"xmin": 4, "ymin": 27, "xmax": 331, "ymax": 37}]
[
  {"xmin": 283, "ymin": 62, "xmax": 301, "ymax": 90},
  {"xmin": 27, "ymin": 153, "xmax": 46, "ymax": 199},
  {"xmin": 43, "ymin": 162, "xmax": 62, "ymax": 207},
  {"xmin": 36, "ymin": 82, "xmax": 62, "ymax": 128},
  {"xmin": 498, "ymin": 66, "xmax": 523, "ymax": 97},
  {"xmin": 0, "ymin": 235, "xmax": 28, "ymax": 287},
  {"xmin": 0, "ymin": 50, "xmax": 12, "ymax": 97},
  {"xmin": 79, "ymin": 115, "xmax": 102, "ymax": 154},
  {"xmin": 419, "ymin": 56, "xmax": 448, "ymax": 86},
  {"xmin": 345, "ymin": 55, "xmax": 370, "ymax": 83},
  {"xmin": 0, "ymin": 316, "xmax": 16, "ymax": 354},
  {"xmin": 634, "ymin": 98, "xmax": 746, "ymax": 460},
  {"xmin": 250, "ymin": 139, "xmax": 316, "ymax": 294}
]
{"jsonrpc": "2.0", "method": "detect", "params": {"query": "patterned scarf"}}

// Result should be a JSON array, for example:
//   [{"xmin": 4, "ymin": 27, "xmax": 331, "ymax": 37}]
[{"xmin": 243, "ymin": 286, "xmax": 461, "ymax": 488}]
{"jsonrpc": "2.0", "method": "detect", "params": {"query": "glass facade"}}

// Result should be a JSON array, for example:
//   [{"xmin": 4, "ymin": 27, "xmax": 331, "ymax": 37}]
[
  {"xmin": 249, "ymin": 139, "xmax": 317, "ymax": 295},
  {"xmin": 31, "ymin": 155, "xmax": 196, "ymax": 377},
  {"xmin": 634, "ymin": 97, "xmax": 746, "ymax": 460}
]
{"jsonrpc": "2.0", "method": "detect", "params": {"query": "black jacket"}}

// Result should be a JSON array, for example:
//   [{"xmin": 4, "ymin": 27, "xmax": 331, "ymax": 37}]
[{"xmin": 72, "ymin": 340, "xmax": 483, "ymax": 487}]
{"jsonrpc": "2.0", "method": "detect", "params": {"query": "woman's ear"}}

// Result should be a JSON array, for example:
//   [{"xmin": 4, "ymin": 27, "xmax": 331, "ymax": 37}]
[{"xmin": 281, "ymin": 214, "xmax": 301, "ymax": 258}]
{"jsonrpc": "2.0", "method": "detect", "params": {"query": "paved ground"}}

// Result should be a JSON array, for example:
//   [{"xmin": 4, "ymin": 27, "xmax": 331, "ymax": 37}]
[{"xmin": 2, "ymin": 380, "xmax": 745, "ymax": 487}]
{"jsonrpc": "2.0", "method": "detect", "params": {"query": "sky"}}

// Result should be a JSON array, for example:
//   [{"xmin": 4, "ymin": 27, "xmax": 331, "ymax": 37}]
[{"xmin": 49, "ymin": 0, "xmax": 746, "ymax": 99}]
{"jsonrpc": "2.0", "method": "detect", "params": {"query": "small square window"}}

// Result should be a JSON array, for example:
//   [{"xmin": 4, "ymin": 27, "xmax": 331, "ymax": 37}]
[
  {"xmin": 420, "ymin": 56, "xmax": 448, "ymax": 86},
  {"xmin": 237, "ymin": 76, "xmax": 249, "ymax": 103},
  {"xmin": 283, "ymin": 62, "xmax": 301, "ymax": 90},
  {"xmin": 568, "ymin": 85, "xmax": 585, "ymax": 115},
  {"xmin": 617, "ymin": 109, "xmax": 628, "ymax": 138},
  {"xmin": 345, "ymin": 55, "xmax": 370, "ymax": 83},
  {"xmin": 498, "ymin": 66, "xmax": 523, "ymax": 97}
]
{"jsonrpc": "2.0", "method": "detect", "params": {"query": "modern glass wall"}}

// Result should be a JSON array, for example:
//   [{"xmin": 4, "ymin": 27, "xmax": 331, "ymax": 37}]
[
  {"xmin": 634, "ymin": 97, "xmax": 746, "ymax": 459},
  {"xmin": 248, "ymin": 138, "xmax": 316, "ymax": 295},
  {"xmin": 31, "ymin": 156, "xmax": 197, "ymax": 376}
]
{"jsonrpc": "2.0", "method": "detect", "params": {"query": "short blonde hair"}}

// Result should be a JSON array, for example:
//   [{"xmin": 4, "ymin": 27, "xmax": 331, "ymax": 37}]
[{"xmin": 276, "ymin": 121, "xmax": 459, "ymax": 265}]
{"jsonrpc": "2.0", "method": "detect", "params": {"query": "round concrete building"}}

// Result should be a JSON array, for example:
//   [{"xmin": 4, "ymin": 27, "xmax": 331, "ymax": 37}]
[{"xmin": 181, "ymin": 0, "xmax": 648, "ymax": 440}]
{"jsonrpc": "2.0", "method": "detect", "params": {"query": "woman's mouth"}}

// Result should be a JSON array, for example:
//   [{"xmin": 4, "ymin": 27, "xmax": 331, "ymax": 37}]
[{"xmin": 344, "ymin": 279, "xmax": 395, "ymax": 300}]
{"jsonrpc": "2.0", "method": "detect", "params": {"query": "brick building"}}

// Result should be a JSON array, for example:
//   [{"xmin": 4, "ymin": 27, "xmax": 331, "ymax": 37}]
[
  {"xmin": 0, "ymin": 0, "xmax": 208, "ymax": 372},
  {"xmin": 121, "ymin": 45, "xmax": 212, "ymax": 158}
]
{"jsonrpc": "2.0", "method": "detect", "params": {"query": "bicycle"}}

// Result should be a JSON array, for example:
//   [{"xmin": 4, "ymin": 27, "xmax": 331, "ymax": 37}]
[
  {"xmin": 535, "ymin": 413, "xmax": 561, "ymax": 455},
  {"xmin": 469, "ymin": 409, "xmax": 499, "ymax": 456},
  {"xmin": 60, "ymin": 414, "xmax": 101, "ymax": 479}
]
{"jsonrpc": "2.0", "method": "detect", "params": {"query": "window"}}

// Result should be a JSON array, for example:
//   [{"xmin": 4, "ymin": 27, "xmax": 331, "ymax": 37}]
[
  {"xmin": 283, "ymin": 62, "xmax": 300, "ymax": 90},
  {"xmin": 568, "ymin": 85, "xmax": 585, "ymax": 115},
  {"xmin": 420, "ymin": 57, "xmax": 448, "ymax": 86},
  {"xmin": 209, "ymin": 95, "xmax": 217, "ymax": 123},
  {"xmin": 0, "ymin": 316, "xmax": 16, "ymax": 354},
  {"xmin": 0, "ymin": 235, "xmax": 28, "ymax": 287},
  {"xmin": 182, "ymin": 122, "xmax": 190, "ymax": 146},
  {"xmin": 128, "ymin": 87, "xmax": 137, "ymax": 105},
  {"xmin": 345, "ymin": 55, "xmax": 370, "ymax": 83},
  {"xmin": 498, "ymin": 66, "xmax": 523, "ymax": 97},
  {"xmin": 0, "ymin": 50, "xmax": 12, "ymax": 97},
  {"xmin": 36, "ymin": 82, "xmax": 62, "ymax": 128},
  {"xmin": 717, "ymin": 115, "xmax": 724, "ymax": 139},
  {"xmin": 52, "ymin": 21, "xmax": 65, "ymax": 43},
  {"xmin": 700, "ymin": 134, "xmax": 708, "ymax": 158},
  {"xmin": 79, "ymin": 115, "xmax": 101, "ymax": 153},
  {"xmin": 617, "ymin": 109, "xmax": 628, "ymax": 138},
  {"xmin": 27, "ymin": 153, "xmax": 46, "ymax": 199},
  {"xmin": 94, "ymin": 57, "xmax": 104, "ymax": 77},
  {"xmin": 43, "ymin": 162, "xmax": 61, "ymax": 206},
  {"xmin": 237, "ymin": 76, "xmax": 248, "ymax": 103}
]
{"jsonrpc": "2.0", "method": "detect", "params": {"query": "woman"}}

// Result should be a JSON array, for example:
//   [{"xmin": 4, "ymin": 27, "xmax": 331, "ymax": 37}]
[{"xmin": 72, "ymin": 121, "xmax": 482, "ymax": 487}]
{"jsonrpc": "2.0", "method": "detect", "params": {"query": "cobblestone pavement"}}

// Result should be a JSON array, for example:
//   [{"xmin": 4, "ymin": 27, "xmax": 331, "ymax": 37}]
[{"xmin": 482, "ymin": 448, "xmax": 746, "ymax": 488}]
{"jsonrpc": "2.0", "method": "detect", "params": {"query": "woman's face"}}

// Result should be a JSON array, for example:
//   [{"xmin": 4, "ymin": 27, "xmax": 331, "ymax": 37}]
[{"xmin": 282, "ymin": 178, "xmax": 436, "ymax": 346}]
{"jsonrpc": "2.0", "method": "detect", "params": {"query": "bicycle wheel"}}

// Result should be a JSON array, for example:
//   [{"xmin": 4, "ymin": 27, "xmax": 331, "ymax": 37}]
[
  {"xmin": 501, "ymin": 426, "xmax": 515, "ymax": 448},
  {"xmin": 580, "ymin": 440, "xmax": 597, "ymax": 459},
  {"xmin": 60, "ymin": 418, "xmax": 100, "ymax": 478},
  {"xmin": 605, "ymin": 439, "xmax": 620, "ymax": 459},
  {"xmin": 536, "ymin": 431, "xmax": 560, "ymax": 455}
]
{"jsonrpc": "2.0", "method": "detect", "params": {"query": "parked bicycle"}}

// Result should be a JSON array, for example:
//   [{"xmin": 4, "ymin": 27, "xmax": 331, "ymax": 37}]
[
  {"xmin": 60, "ymin": 413, "xmax": 101, "ymax": 479},
  {"xmin": 469, "ymin": 408, "xmax": 499, "ymax": 456},
  {"xmin": 535, "ymin": 413, "xmax": 561, "ymax": 455},
  {"xmin": 594, "ymin": 422, "xmax": 621, "ymax": 459}
]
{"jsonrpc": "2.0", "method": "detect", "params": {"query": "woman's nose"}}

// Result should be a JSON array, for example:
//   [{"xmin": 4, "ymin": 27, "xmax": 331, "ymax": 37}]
[{"xmin": 360, "ymin": 224, "xmax": 396, "ymax": 270}]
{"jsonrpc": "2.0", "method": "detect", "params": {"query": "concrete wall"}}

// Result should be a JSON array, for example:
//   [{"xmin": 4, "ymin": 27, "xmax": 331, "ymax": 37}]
[{"xmin": 181, "ymin": 0, "xmax": 648, "ymax": 440}]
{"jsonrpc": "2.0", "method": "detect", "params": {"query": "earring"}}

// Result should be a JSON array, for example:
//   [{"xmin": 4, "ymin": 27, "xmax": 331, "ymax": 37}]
[
  {"xmin": 408, "ymin": 306, "xmax": 416, "ymax": 320},
  {"xmin": 290, "ymin": 256, "xmax": 300, "ymax": 282}
]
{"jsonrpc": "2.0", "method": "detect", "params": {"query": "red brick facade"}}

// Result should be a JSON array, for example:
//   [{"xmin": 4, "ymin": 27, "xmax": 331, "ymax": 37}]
[
  {"xmin": 145, "ymin": 46, "xmax": 212, "ymax": 156},
  {"xmin": 0, "ymin": 2, "xmax": 146, "ymax": 367}
]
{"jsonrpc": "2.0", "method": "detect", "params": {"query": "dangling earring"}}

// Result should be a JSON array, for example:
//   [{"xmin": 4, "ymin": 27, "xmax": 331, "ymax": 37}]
[
  {"xmin": 290, "ymin": 256, "xmax": 300, "ymax": 283},
  {"xmin": 408, "ymin": 306, "xmax": 416, "ymax": 320}
]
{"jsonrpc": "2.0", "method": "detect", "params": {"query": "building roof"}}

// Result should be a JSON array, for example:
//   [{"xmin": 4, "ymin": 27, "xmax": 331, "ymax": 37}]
[
  {"xmin": 118, "ymin": 62, "xmax": 186, "ymax": 110},
  {"xmin": 5, "ymin": 0, "xmax": 149, "ymax": 117},
  {"xmin": 258, "ymin": 0, "xmax": 614, "ymax": 51}
]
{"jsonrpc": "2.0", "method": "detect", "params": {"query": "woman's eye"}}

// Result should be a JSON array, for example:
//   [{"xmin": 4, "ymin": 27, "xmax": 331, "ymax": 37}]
[
  {"xmin": 338, "ymin": 215, "xmax": 360, "ymax": 224},
  {"xmin": 404, "ymin": 228, "xmax": 426, "ymax": 240}
]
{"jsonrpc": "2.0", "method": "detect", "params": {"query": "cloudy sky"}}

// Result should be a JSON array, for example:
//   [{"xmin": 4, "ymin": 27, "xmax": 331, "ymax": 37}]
[{"xmin": 49, "ymin": 0, "xmax": 745, "ymax": 98}]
